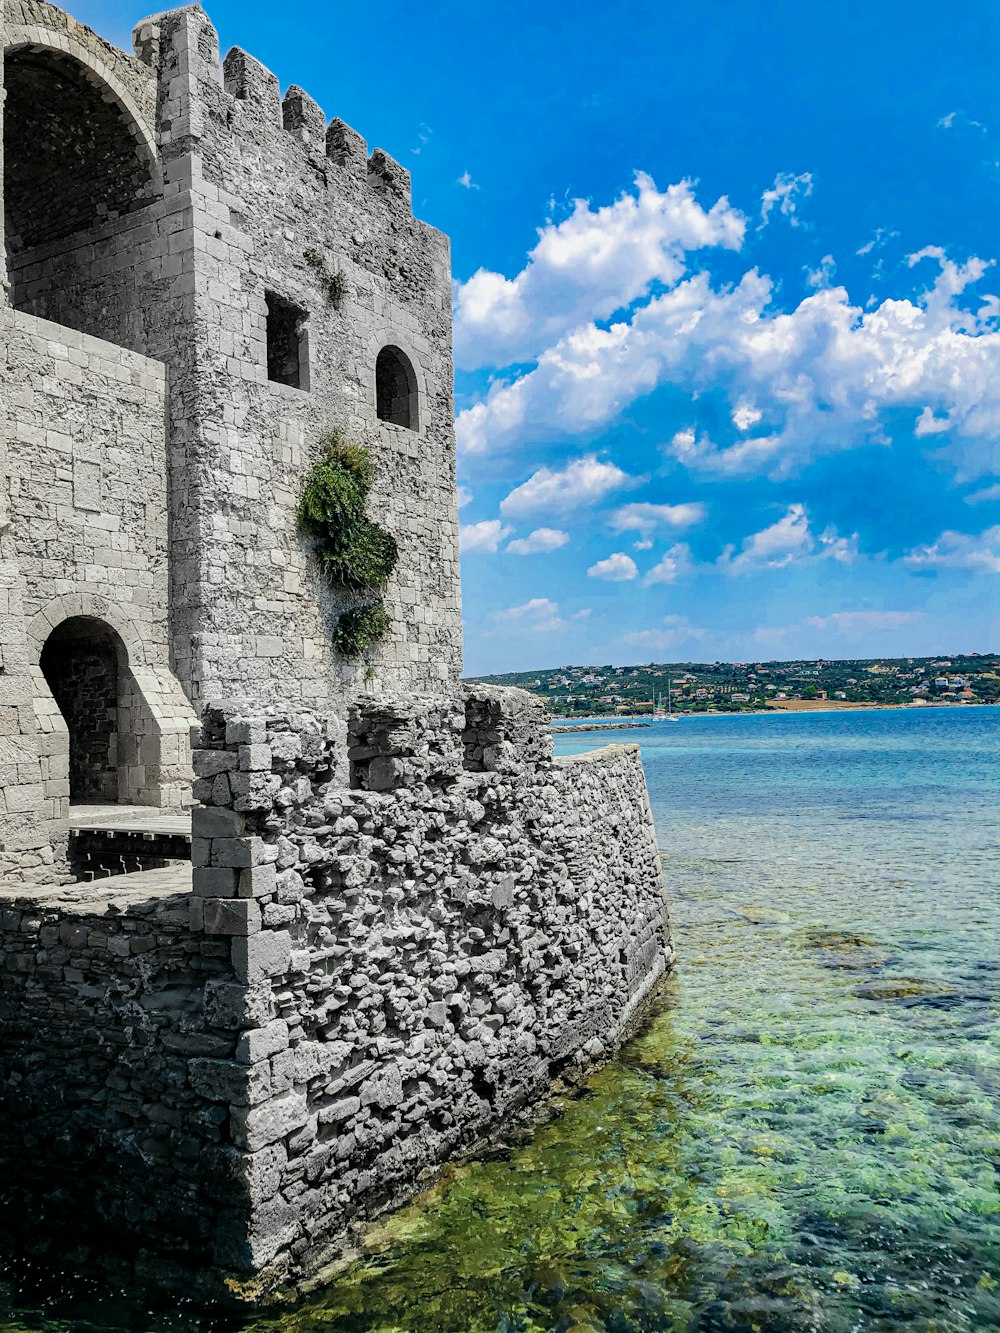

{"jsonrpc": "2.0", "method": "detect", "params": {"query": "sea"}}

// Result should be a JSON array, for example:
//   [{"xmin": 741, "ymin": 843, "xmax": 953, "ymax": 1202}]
[{"xmin": 2, "ymin": 705, "xmax": 998, "ymax": 1333}]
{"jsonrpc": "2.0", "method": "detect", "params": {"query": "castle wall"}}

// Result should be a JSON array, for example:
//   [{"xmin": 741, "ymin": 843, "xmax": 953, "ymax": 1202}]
[
  {"xmin": 1, "ymin": 307, "xmax": 196, "ymax": 823},
  {"xmin": 0, "ymin": 869, "xmax": 249, "ymax": 1297},
  {"xmin": 187, "ymin": 687, "xmax": 672, "ymax": 1292},
  {"xmin": 0, "ymin": 688, "xmax": 672, "ymax": 1299},
  {"xmin": 5, "ymin": 308, "xmax": 169, "ymax": 634}
]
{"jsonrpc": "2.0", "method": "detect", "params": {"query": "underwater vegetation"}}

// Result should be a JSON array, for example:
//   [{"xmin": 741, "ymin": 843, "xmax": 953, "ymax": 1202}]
[{"xmin": 2, "ymin": 708, "xmax": 998, "ymax": 1332}]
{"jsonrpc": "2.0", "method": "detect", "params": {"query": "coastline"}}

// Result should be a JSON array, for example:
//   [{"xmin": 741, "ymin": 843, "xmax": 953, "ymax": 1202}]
[{"xmin": 549, "ymin": 701, "xmax": 991, "ymax": 727}]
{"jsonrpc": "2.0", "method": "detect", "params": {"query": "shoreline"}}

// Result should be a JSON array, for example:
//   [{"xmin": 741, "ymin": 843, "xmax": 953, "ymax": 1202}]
[{"xmin": 549, "ymin": 701, "xmax": 993, "ymax": 726}]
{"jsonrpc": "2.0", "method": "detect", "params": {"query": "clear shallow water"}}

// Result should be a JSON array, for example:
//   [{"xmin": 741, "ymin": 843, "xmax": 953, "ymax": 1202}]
[{"xmin": 3, "ymin": 707, "xmax": 999, "ymax": 1333}]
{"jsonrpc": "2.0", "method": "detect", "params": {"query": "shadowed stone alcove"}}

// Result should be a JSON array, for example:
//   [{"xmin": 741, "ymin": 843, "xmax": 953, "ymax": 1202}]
[{"xmin": 39, "ymin": 617, "xmax": 122, "ymax": 803}]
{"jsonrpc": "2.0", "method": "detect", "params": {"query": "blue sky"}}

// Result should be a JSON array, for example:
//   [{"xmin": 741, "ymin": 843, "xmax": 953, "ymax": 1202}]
[{"xmin": 84, "ymin": 0, "xmax": 1000, "ymax": 673}]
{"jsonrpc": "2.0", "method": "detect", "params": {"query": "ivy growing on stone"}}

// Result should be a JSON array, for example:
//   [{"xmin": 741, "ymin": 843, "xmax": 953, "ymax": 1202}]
[{"xmin": 298, "ymin": 431, "xmax": 398, "ymax": 658}]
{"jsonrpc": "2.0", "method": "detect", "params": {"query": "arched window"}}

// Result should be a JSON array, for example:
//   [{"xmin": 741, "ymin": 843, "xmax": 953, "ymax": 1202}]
[{"xmin": 376, "ymin": 345, "xmax": 419, "ymax": 431}]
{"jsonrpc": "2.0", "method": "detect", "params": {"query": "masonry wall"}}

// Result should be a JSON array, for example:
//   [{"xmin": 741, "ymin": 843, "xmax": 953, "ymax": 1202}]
[
  {"xmin": 0, "ymin": 870, "xmax": 248, "ymax": 1296},
  {"xmin": 188, "ymin": 687, "xmax": 672, "ymax": 1291},
  {"xmin": 1, "ymin": 307, "xmax": 195, "ymax": 827},
  {"xmin": 4, "ymin": 309, "xmax": 169, "ymax": 636},
  {"xmin": 128, "ymin": 6, "xmax": 463, "ymax": 711}
]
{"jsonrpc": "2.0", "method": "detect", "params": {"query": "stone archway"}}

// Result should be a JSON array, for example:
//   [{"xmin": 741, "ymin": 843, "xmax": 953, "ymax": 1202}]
[
  {"xmin": 28, "ymin": 596, "xmax": 196, "ymax": 813},
  {"xmin": 39, "ymin": 617, "xmax": 123, "ymax": 803},
  {"xmin": 2, "ymin": 31, "xmax": 161, "ymax": 329}
]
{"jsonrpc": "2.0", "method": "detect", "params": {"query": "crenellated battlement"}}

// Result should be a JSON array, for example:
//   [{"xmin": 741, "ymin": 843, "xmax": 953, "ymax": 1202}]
[{"xmin": 129, "ymin": 6, "xmax": 413, "ymax": 215}]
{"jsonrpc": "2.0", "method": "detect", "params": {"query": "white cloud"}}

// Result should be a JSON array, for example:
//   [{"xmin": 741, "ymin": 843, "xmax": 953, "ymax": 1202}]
[
  {"xmin": 806, "ymin": 254, "xmax": 836, "ymax": 289},
  {"xmin": 804, "ymin": 610, "xmax": 926, "ymax": 633},
  {"xmin": 902, "ymin": 526, "xmax": 1000, "ymax": 573},
  {"xmin": 760, "ymin": 171, "xmax": 813, "ymax": 228},
  {"xmin": 914, "ymin": 407, "xmax": 951, "ymax": 436},
  {"xmin": 966, "ymin": 482, "xmax": 1000, "ymax": 504},
  {"xmin": 460, "ymin": 519, "xmax": 513, "ymax": 553},
  {"xmin": 715, "ymin": 505, "xmax": 858, "ymax": 574},
  {"xmin": 718, "ymin": 503, "xmax": 814, "ymax": 573},
  {"xmin": 732, "ymin": 401, "xmax": 763, "ymax": 431},
  {"xmin": 505, "ymin": 527, "xmax": 570, "ymax": 555},
  {"xmin": 572, "ymin": 608, "xmax": 592, "ymax": 619},
  {"xmin": 458, "ymin": 246, "xmax": 1000, "ymax": 481},
  {"xmin": 609, "ymin": 500, "xmax": 706, "ymax": 537},
  {"xmin": 856, "ymin": 227, "xmax": 899, "ymax": 258},
  {"xmin": 490, "ymin": 598, "xmax": 567, "ymax": 632},
  {"xmin": 457, "ymin": 170, "xmax": 479, "ymax": 190},
  {"xmin": 625, "ymin": 615, "xmax": 707, "ymax": 651},
  {"xmin": 633, "ymin": 538, "xmax": 654, "ymax": 551},
  {"xmin": 643, "ymin": 543, "xmax": 694, "ymax": 585},
  {"xmin": 753, "ymin": 609, "xmax": 926, "ymax": 645},
  {"xmin": 500, "ymin": 455, "xmax": 637, "ymax": 516},
  {"xmin": 453, "ymin": 173, "xmax": 745, "ymax": 369},
  {"xmin": 456, "ymin": 485, "xmax": 474, "ymax": 509},
  {"xmin": 587, "ymin": 551, "xmax": 638, "ymax": 582},
  {"xmin": 817, "ymin": 527, "xmax": 859, "ymax": 565},
  {"xmin": 937, "ymin": 110, "xmax": 987, "ymax": 133}
]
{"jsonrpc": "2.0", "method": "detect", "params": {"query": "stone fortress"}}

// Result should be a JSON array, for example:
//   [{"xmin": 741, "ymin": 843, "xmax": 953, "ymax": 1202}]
[{"xmin": 0, "ymin": 0, "xmax": 672, "ymax": 1302}]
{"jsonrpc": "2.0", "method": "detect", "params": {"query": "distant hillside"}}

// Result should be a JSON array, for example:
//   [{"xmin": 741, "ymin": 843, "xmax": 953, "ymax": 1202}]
[{"xmin": 467, "ymin": 653, "xmax": 1000, "ymax": 716}]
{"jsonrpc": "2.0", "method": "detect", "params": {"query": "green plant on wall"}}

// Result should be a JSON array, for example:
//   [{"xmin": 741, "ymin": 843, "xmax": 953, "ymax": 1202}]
[
  {"xmin": 298, "ymin": 431, "xmax": 398, "ymax": 659},
  {"xmin": 303, "ymin": 247, "xmax": 346, "ymax": 307}
]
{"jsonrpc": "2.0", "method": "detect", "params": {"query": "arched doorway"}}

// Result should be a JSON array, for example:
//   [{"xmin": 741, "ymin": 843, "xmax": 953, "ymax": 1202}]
[
  {"xmin": 39, "ymin": 617, "xmax": 123, "ymax": 804},
  {"xmin": 2, "ymin": 42, "xmax": 158, "ymax": 332}
]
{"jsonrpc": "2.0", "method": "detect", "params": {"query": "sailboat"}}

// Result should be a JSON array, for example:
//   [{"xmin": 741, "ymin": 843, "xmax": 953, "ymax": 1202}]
[{"xmin": 655, "ymin": 680, "xmax": 682, "ymax": 721}]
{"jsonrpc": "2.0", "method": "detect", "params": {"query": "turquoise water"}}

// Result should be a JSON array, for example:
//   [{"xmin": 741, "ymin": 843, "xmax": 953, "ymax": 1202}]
[{"xmin": 3, "ymin": 706, "xmax": 998, "ymax": 1332}]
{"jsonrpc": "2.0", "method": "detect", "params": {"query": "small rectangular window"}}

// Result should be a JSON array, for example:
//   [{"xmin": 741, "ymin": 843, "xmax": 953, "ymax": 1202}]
[{"xmin": 266, "ymin": 292, "xmax": 308, "ymax": 389}]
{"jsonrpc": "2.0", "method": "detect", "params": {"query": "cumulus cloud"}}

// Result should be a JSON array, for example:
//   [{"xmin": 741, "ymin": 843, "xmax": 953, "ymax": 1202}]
[
  {"xmin": 506, "ymin": 527, "xmax": 570, "ymax": 555},
  {"xmin": 456, "ymin": 485, "xmax": 474, "ymax": 509},
  {"xmin": 489, "ymin": 598, "xmax": 567, "ymax": 632},
  {"xmin": 643, "ymin": 543, "xmax": 694, "ymax": 585},
  {"xmin": 759, "ymin": 171, "xmax": 813, "ymax": 228},
  {"xmin": 460, "ymin": 519, "xmax": 513, "ymax": 553},
  {"xmin": 457, "ymin": 170, "xmax": 480, "ymax": 190},
  {"xmin": 587, "ymin": 552, "xmax": 638, "ymax": 581},
  {"xmin": 453, "ymin": 173, "xmax": 745, "ymax": 369},
  {"xmin": 458, "ymin": 245, "xmax": 1000, "ymax": 480},
  {"xmin": 625, "ymin": 615, "xmax": 707, "ymax": 651},
  {"xmin": 609, "ymin": 500, "xmax": 706, "ymax": 537},
  {"xmin": 718, "ymin": 503, "xmax": 813, "ymax": 572},
  {"xmin": 500, "ymin": 455, "xmax": 637, "ymax": 517},
  {"xmin": 902, "ymin": 526, "xmax": 1000, "ymax": 573}
]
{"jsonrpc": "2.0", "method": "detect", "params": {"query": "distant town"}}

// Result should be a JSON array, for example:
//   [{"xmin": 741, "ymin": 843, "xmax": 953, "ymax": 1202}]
[{"xmin": 469, "ymin": 653, "xmax": 1000, "ymax": 717}]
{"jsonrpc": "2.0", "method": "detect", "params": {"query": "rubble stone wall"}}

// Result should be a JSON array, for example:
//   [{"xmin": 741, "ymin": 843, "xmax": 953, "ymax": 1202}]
[
  {"xmin": 0, "ymin": 871, "xmax": 246, "ymax": 1295},
  {"xmin": 190, "ymin": 686, "xmax": 672, "ymax": 1290}
]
